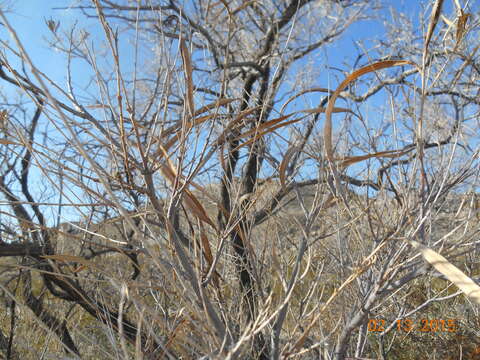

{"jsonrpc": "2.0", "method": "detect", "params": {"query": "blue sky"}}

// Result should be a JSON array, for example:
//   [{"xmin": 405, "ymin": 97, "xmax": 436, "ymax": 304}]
[
  {"xmin": 1, "ymin": 1, "xmax": 427, "ymax": 96},
  {"xmin": 4, "ymin": 1, "xmax": 84, "ymax": 84}
]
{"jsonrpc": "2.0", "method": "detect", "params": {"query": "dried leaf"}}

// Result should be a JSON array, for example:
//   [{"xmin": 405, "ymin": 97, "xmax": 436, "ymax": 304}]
[
  {"xmin": 0, "ymin": 139, "xmax": 18, "ymax": 145},
  {"xmin": 279, "ymin": 146, "xmax": 298, "ymax": 190},
  {"xmin": 234, "ymin": 113, "xmax": 294, "ymax": 141},
  {"xmin": 215, "ymin": 106, "xmax": 262, "ymax": 146},
  {"xmin": 410, "ymin": 240, "xmax": 480, "ymax": 305},
  {"xmin": 233, "ymin": 116, "xmax": 305, "ymax": 152},
  {"xmin": 425, "ymin": 0, "xmax": 445, "ymax": 53},
  {"xmin": 302, "ymin": 106, "xmax": 353, "ymax": 115},
  {"xmin": 158, "ymin": 147, "xmax": 217, "ymax": 230},
  {"xmin": 193, "ymin": 98, "xmax": 236, "ymax": 117},
  {"xmin": 199, "ymin": 224, "xmax": 214, "ymax": 267},
  {"xmin": 180, "ymin": 38, "xmax": 195, "ymax": 116},
  {"xmin": 455, "ymin": 11, "xmax": 470, "ymax": 47},
  {"xmin": 151, "ymin": 99, "xmax": 240, "ymax": 164},
  {"xmin": 324, "ymin": 60, "xmax": 417, "ymax": 165},
  {"xmin": 280, "ymin": 87, "xmax": 331, "ymax": 114},
  {"xmin": 338, "ymin": 148, "xmax": 414, "ymax": 167}
]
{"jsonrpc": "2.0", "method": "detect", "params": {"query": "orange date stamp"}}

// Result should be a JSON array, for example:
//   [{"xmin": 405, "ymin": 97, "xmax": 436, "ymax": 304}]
[{"xmin": 367, "ymin": 318, "xmax": 458, "ymax": 333}]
